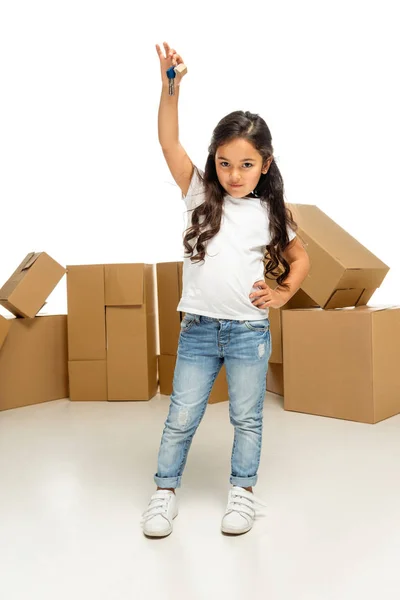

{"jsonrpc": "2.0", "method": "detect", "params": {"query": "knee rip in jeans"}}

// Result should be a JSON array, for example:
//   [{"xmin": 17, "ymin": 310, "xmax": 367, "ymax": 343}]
[
  {"xmin": 177, "ymin": 407, "xmax": 189, "ymax": 429},
  {"xmin": 258, "ymin": 343, "xmax": 265, "ymax": 358}
]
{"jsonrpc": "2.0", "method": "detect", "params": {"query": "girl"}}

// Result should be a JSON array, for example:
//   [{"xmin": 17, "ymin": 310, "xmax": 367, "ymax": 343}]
[{"xmin": 141, "ymin": 42, "xmax": 310, "ymax": 537}]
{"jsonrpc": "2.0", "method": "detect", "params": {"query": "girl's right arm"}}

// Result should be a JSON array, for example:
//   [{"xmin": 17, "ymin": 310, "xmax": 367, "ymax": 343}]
[{"xmin": 156, "ymin": 42, "xmax": 193, "ymax": 196}]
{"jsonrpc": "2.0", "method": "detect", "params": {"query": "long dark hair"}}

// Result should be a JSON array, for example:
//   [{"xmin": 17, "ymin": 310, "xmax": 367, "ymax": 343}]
[{"xmin": 183, "ymin": 110, "xmax": 298, "ymax": 287}]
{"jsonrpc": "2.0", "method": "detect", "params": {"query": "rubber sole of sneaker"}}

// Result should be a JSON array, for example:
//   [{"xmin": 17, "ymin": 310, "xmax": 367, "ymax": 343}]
[
  {"xmin": 221, "ymin": 524, "xmax": 252, "ymax": 535},
  {"xmin": 143, "ymin": 512, "xmax": 178, "ymax": 538}
]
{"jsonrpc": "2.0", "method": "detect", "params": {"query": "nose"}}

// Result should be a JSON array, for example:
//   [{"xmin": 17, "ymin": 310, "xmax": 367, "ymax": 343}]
[{"xmin": 229, "ymin": 170, "xmax": 241, "ymax": 183}]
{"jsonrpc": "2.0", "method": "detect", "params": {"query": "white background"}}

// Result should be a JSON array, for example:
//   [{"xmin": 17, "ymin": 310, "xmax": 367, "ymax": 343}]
[{"xmin": 0, "ymin": 0, "xmax": 399, "ymax": 317}]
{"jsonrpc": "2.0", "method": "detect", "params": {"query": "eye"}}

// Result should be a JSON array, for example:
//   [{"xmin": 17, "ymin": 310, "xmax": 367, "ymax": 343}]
[
  {"xmin": 243, "ymin": 163, "xmax": 254, "ymax": 168},
  {"xmin": 219, "ymin": 161, "xmax": 229, "ymax": 167}
]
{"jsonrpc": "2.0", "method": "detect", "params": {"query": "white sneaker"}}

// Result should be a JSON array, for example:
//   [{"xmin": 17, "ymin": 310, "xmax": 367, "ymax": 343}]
[
  {"xmin": 221, "ymin": 486, "xmax": 267, "ymax": 535},
  {"xmin": 141, "ymin": 490, "xmax": 178, "ymax": 537}
]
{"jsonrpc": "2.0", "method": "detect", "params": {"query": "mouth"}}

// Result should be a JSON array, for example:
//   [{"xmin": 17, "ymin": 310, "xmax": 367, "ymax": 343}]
[{"xmin": 229, "ymin": 184, "xmax": 242, "ymax": 188}]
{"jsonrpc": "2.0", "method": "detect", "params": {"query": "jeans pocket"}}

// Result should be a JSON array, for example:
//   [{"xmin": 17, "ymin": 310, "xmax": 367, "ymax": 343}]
[
  {"xmin": 180, "ymin": 313, "xmax": 196, "ymax": 331},
  {"xmin": 244, "ymin": 319, "xmax": 270, "ymax": 332}
]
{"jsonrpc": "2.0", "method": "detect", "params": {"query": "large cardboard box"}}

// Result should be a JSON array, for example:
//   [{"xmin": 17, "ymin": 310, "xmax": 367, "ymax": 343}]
[
  {"xmin": 158, "ymin": 354, "xmax": 229, "ymax": 404},
  {"xmin": 67, "ymin": 265, "xmax": 106, "ymax": 360},
  {"xmin": 287, "ymin": 204, "xmax": 389, "ymax": 308},
  {"xmin": 0, "ymin": 252, "xmax": 66, "ymax": 318},
  {"xmin": 107, "ymin": 307, "xmax": 158, "ymax": 401},
  {"xmin": 282, "ymin": 306, "xmax": 400, "ymax": 423},
  {"xmin": 0, "ymin": 315, "xmax": 68, "ymax": 411},
  {"xmin": 68, "ymin": 361, "xmax": 107, "ymax": 401}
]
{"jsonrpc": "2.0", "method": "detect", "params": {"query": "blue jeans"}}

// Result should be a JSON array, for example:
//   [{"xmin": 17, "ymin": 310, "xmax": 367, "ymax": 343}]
[{"xmin": 154, "ymin": 313, "xmax": 271, "ymax": 489}]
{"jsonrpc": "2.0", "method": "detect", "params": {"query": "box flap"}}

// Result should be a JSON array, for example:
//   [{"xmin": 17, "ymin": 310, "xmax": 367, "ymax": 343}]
[
  {"xmin": 21, "ymin": 252, "xmax": 42, "ymax": 271},
  {"xmin": 324, "ymin": 288, "xmax": 365, "ymax": 309}
]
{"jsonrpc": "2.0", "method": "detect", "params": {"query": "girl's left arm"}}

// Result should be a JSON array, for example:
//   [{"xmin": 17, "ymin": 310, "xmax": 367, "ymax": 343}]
[
  {"xmin": 250, "ymin": 237, "xmax": 310, "ymax": 309},
  {"xmin": 275, "ymin": 237, "xmax": 310, "ymax": 303}
]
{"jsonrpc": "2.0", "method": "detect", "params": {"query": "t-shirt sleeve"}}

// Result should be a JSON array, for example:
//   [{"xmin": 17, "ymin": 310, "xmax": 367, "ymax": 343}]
[
  {"xmin": 182, "ymin": 167, "xmax": 205, "ymax": 210},
  {"xmin": 287, "ymin": 226, "xmax": 297, "ymax": 242}
]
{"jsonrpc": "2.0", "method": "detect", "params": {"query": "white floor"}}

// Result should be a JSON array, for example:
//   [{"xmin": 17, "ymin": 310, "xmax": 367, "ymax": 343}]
[{"xmin": 1, "ymin": 393, "xmax": 400, "ymax": 600}]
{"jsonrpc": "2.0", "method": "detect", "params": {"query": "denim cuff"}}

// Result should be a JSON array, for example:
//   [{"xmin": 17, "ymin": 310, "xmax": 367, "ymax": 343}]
[
  {"xmin": 154, "ymin": 474, "xmax": 182, "ymax": 489},
  {"xmin": 230, "ymin": 474, "xmax": 258, "ymax": 487}
]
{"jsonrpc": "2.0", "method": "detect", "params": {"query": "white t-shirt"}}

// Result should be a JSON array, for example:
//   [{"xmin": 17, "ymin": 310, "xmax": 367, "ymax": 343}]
[{"xmin": 177, "ymin": 168, "xmax": 296, "ymax": 320}]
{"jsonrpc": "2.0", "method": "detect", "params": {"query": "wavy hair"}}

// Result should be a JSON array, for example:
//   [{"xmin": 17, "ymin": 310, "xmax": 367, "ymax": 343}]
[{"xmin": 183, "ymin": 110, "xmax": 298, "ymax": 287}]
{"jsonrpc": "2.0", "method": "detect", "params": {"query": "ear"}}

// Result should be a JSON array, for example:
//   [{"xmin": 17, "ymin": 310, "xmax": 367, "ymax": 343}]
[{"xmin": 261, "ymin": 156, "xmax": 273, "ymax": 175}]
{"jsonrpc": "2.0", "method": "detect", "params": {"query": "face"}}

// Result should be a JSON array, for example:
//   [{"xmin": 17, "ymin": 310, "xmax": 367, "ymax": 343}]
[{"xmin": 215, "ymin": 138, "xmax": 272, "ymax": 198}]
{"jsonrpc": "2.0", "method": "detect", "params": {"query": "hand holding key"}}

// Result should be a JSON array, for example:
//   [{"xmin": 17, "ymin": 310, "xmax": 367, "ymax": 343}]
[{"xmin": 155, "ymin": 41, "xmax": 187, "ymax": 94}]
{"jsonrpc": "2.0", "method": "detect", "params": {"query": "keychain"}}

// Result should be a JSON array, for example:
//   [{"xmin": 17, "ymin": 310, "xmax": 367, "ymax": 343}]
[{"xmin": 166, "ymin": 63, "xmax": 188, "ymax": 96}]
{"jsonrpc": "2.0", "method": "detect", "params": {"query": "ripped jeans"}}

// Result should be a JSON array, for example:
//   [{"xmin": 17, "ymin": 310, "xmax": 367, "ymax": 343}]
[{"xmin": 154, "ymin": 313, "xmax": 271, "ymax": 489}]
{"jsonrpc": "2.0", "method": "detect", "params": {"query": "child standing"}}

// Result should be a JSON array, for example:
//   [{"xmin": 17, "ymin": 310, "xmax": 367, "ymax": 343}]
[{"xmin": 141, "ymin": 42, "xmax": 310, "ymax": 537}]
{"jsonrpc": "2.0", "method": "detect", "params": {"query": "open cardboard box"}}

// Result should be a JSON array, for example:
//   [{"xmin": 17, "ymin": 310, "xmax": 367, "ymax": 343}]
[{"xmin": 0, "ymin": 252, "xmax": 66, "ymax": 318}]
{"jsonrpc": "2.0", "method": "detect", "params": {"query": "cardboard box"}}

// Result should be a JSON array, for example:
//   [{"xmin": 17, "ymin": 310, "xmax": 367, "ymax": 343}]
[
  {"xmin": 266, "ymin": 363, "xmax": 284, "ymax": 396},
  {"xmin": 287, "ymin": 204, "xmax": 389, "ymax": 308},
  {"xmin": 282, "ymin": 306, "xmax": 400, "ymax": 423},
  {"xmin": 158, "ymin": 354, "xmax": 229, "ymax": 404},
  {"xmin": 67, "ymin": 265, "xmax": 106, "ymax": 360},
  {"xmin": 68, "ymin": 361, "xmax": 107, "ymax": 401},
  {"xmin": 0, "ymin": 315, "xmax": 12, "ymax": 352},
  {"xmin": 157, "ymin": 262, "xmax": 183, "ymax": 356},
  {"xmin": 107, "ymin": 306, "xmax": 157, "ymax": 401},
  {"xmin": 0, "ymin": 252, "xmax": 66, "ymax": 318},
  {"xmin": 0, "ymin": 315, "xmax": 68, "ymax": 411}
]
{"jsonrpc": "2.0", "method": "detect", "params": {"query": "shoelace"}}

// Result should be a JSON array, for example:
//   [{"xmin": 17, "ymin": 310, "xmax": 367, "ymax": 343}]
[
  {"xmin": 140, "ymin": 492, "xmax": 172, "ymax": 526},
  {"xmin": 225, "ymin": 488, "xmax": 268, "ymax": 520}
]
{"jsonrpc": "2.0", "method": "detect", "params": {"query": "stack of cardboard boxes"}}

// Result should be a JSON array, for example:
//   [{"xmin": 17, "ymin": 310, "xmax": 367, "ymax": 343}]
[
  {"xmin": 267, "ymin": 204, "xmax": 399, "ymax": 424},
  {"xmin": 67, "ymin": 263, "xmax": 157, "ymax": 402},
  {"xmin": 0, "ymin": 253, "xmax": 68, "ymax": 411},
  {"xmin": 1, "ymin": 203, "xmax": 399, "ymax": 425}
]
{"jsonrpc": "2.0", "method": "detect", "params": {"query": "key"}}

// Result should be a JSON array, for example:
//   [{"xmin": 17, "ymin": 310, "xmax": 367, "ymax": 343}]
[{"xmin": 166, "ymin": 66, "xmax": 176, "ymax": 96}]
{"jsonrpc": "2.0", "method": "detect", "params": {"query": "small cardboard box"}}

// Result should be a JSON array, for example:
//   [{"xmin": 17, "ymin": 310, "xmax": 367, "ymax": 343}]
[
  {"xmin": 282, "ymin": 306, "xmax": 400, "ymax": 423},
  {"xmin": 0, "ymin": 315, "xmax": 68, "ymax": 411},
  {"xmin": 158, "ymin": 354, "xmax": 229, "ymax": 404},
  {"xmin": 287, "ymin": 204, "xmax": 389, "ymax": 308},
  {"xmin": 0, "ymin": 252, "xmax": 66, "ymax": 318},
  {"xmin": 66, "ymin": 265, "xmax": 106, "ymax": 360},
  {"xmin": 68, "ymin": 360, "xmax": 108, "ymax": 401}
]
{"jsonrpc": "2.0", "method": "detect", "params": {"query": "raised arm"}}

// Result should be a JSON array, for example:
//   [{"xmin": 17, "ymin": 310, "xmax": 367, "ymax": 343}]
[{"xmin": 156, "ymin": 42, "xmax": 194, "ymax": 196}]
